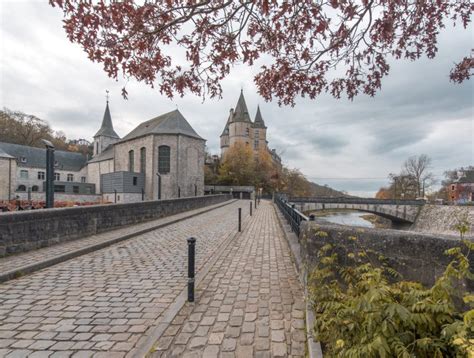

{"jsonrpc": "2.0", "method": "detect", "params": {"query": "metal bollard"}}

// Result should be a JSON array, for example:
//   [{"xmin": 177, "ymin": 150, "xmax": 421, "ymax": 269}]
[
  {"xmin": 254, "ymin": 196, "xmax": 257, "ymax": 209},
  {"xmin": 250, "ymin": 201, "xmax": 252, "ymax": 216},
  {"xmin": 187, "ymin": 237, "xmax": 196, "ymax": 302},
  {"xmin": 238, "ymin": 208, "xmax": 242, "ymax": 232},
  {"xmin": 309, "ymin": 214, "xmax": 315, "ymax": 221}
]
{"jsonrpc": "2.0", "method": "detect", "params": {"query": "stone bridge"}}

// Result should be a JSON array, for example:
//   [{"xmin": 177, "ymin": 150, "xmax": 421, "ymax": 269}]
[{"xmin": 289, "ymin": 197, "xmax": 426, "ymax": 226}]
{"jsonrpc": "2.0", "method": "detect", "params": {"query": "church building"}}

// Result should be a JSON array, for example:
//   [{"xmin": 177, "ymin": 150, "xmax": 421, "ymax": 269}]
[{"xmin": 0, "ymin": 102, "xmax": 206, "ymax": 203}]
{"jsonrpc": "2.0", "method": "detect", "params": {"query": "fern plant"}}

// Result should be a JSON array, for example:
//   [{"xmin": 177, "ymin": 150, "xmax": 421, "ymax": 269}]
[{"xmin": 308, "ymin": 236, "xmax": 473, "ymax": 358}]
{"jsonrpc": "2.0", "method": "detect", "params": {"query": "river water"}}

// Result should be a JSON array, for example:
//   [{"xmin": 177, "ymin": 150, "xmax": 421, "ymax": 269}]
[{"xmin": 315, "ymin": 211, "xmax": 375, "ymax": 228}]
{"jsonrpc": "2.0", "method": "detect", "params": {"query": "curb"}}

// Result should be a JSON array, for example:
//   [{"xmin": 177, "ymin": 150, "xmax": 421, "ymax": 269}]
[
  {"xmin": 0, "ymin": 199, "xmax": 237, "ymax": 284},
  {"xmin": 272, "ymin": 203, "xmax": 323, "ymax": 358}
]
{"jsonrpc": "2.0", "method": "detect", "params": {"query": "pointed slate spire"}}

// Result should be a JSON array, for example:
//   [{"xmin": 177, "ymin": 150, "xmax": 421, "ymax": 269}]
[
  {"xmin": 231, "ymin": 90, "xmax": 251, "ymax": 123},
  {"xmin": 220, "ymin": 109, "xmax": 233, "ymax": 137},
  {"xmin": 253, "ymin": 105, "xmax": 266, "ymax": 128},
  {"xmin": 94, "ymin": 101, "xmax": 120, "ymax": 138}
]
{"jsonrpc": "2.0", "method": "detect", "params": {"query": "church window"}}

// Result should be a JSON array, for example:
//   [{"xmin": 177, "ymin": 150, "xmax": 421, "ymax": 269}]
[
  {"xmin": 140, "ymin": 147, "xmax": 146, "ymax": 174},
  {"xmin": 158, "ymin": 146, "xmax": 170, "ymax": 174},
  {"xmin": 67, "ymin": 174, "xmax": 74, "ymax": 182},
  {"xmin": 20, "ymin": 170, "xmax": 28, "ymax": 179},
  {"xmin": 128, "ymin": 150, "xmax": 135, "ymax": 172}
]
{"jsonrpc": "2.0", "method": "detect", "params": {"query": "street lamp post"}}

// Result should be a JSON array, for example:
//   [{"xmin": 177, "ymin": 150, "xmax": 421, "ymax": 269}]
[{"xmin": 42, "ymin": 139, "xmax": 55, "ymax": 208}]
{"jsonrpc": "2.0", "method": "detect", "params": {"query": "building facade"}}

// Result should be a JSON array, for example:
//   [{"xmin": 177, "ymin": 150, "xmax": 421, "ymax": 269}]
[
  {"xmin": 447, "ymin": 169, "xmax": 474, "ymax": 203},
  {"xmin": 220, "ymin": 91, "xmax": 281, "ymax": 167},
  {"xmin": 0, "ymin": 102, "xmax": 206, "ymax": 204}
]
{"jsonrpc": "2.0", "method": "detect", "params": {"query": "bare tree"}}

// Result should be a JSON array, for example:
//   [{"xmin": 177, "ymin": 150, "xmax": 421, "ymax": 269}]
[{"xmin": 402, "ymin": 154, "xmax": 435, "ymax": 198}]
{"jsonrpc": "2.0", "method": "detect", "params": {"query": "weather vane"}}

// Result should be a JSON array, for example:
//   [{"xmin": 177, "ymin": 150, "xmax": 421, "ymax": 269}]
[{"xmin": 106, "ymin": 89, "xmax": 110, "ymax": 104}]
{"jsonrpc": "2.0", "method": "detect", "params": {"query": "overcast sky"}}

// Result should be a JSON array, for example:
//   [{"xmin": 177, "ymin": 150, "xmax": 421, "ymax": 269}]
[{"xmin": 1, "ymin": 1, "xmax": 473, "ymax": 197}]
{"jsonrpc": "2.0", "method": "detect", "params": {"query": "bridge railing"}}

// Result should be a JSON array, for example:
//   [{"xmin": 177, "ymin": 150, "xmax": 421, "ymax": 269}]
[
  {"xmin": 275, "ymin": 195, "xmax": 308, "ymax": 236},
  {"xmin": 288, "ymin": 196, "xmax": 426, "ymax": 206}
]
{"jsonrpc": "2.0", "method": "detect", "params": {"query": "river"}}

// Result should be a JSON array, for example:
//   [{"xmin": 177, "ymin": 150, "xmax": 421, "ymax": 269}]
[{"xmin": 314, "ymin": 210, "xmax": 375, "ymax": 228}]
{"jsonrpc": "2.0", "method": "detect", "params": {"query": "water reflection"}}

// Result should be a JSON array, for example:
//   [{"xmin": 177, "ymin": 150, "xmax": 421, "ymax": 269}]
[{"xmin": 314, "ymin": 210, "xmax": 374, "ymax": 228}]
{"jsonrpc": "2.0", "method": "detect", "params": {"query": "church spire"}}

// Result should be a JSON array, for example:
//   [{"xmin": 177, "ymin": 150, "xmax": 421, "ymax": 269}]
[{"xmin": 94, "ymin": 94, "xmax": 120, "ymax": 139}]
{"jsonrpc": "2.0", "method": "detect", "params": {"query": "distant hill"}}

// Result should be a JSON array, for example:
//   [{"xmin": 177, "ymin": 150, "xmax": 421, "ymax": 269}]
[{"xmin": 307, "ymin": 181, "xmax": 352, "ymax": 197}]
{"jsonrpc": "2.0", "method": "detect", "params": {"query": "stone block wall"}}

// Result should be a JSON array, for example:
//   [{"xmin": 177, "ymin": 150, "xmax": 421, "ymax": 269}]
[
  {"xmin": 300, "ymin": 221, "xmax": 473, "ymax": 290},
  {"xmin": 0, "ymin": 194, "xmax": 232, "ymax": 257}
]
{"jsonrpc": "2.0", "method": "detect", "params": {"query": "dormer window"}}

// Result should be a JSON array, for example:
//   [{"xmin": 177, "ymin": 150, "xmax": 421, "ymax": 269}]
[
  {"xmin": 20, "ymin": 156, "xmax": 27, "ymax": 163},
  {"xmin": 54, "ymin": 160, "xmax": 59, "ymax": 167}
]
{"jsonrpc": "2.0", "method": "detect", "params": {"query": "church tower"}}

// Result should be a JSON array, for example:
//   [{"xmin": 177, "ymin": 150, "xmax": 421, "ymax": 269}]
[{"xmin": 93, "ymin": 98, "xmax": 120, "ymax": 157}]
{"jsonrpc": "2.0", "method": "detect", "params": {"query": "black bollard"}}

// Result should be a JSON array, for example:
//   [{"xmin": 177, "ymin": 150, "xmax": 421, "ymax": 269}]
[
  {"xmin": 238, "ymin": 208, "xmax": 242, "ymax": 232},
  {"xmin": 250, "ymin": 201, "xmax": 252, "ymax": 216},
  {"xmin": 187, "ymin": 237, "xmax": 196, "ymax": 302},
  {"xmin": 309, "ymin": 214, "xmax": 315, "ymax": 221}
]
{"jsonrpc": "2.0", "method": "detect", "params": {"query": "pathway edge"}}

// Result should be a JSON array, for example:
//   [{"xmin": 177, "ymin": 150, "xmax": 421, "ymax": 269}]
[{"xmin": 272, "ymin": 202, "xmax": 324, "ymax": 358}]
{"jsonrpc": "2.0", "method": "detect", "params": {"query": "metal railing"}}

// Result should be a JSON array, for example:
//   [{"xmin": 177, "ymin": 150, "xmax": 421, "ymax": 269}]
[{"xmin": 275, "ymin": 195, "xmax": 309, "ymax": 236}]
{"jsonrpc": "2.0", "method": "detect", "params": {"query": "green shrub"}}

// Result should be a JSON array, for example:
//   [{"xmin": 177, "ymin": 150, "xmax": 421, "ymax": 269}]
[{"xmin": 308, "ymin": 239, "xmax": 473, "ymax": 357}]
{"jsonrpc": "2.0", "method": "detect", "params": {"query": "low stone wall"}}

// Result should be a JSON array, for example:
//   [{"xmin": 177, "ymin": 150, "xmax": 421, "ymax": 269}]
[
  {"xmin": 300, "ymin": 221, "xmax": 473, "ymax": 290},
  {"xmin": 0, "ymin": 194, "xmax": 232, "ymax": 257},
  {"xmin": 412, "ymin": 204, "xmax": 474, "ymax": 237}
]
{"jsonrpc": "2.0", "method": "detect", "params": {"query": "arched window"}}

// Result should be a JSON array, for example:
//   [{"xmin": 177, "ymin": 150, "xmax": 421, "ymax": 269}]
[
  {"xmin": 31, "ymin": 185, "xmax": 39, "ymax": 192},
  {"xmin": 140, "ymin": 147, "xmax": 146, "ymax": 174},
  {"xmin": 17, "ymin": 185, "xmax": 26, "ymax": 192},
  {"xmin": 96, "ymin": 142, "xmax": 99, "ymax": 155},
  {"xmin": 128, "ymin": 150, "xmax": 134, "ymax": 172},
  {"xmin": 158, "ymin": 145, "xmax": 170, "ymax": 174}
]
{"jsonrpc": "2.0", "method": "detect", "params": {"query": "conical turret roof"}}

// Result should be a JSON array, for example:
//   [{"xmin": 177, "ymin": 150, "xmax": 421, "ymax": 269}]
[
  {"xmin": 231, "ymin": 90, "xmax": 251, "ymax": 123},
  {"xmin": 94, "ymin": 102, "xmax": 120, "ymax": 138},
  {"xmin": 220, "ymin": 110, "xmax": 232, "ymax": 137},
  {"xmin": 253, "ymin": 105, "xmax": 266, "ymax": 128}
]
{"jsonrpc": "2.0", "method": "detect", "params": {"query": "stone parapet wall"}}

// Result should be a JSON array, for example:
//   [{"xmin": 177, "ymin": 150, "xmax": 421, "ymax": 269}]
[
  {"xmin": 0, "ymin": 194, "xmax": 232, "ymax": 257},
  {"xmin": 411, "ymin": 204, "xmax": 474, "ymax": 237},
  {"xmin": 300, "ymin": 221, "xmax": 473, "ymax": 290}
]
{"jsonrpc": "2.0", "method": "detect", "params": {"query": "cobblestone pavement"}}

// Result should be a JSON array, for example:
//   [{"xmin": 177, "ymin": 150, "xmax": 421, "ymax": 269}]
[
  {"xmin": 0, "ymin": 200, "xmax": 234, "ymax": 280},
  {"xmin": 0, "ymin": 200, "xmax": 248, "ymax": 357},
  {"xmin": 151, "ymin": 201, "xmax": 306, "ymax": 358}
]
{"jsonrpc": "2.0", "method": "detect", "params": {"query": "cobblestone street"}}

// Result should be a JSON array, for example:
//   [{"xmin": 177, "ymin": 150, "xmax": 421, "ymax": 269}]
[
  {"xmin": 0, "ymin": 200, "xmax": 305, "ymax": 357},
  {"xmin": 151, "ymin": 201, "xmax": 306, "ymax": 358},
  {"xmin": 0, "ymin": 201, "xmax": 247, "ymax": 357}
]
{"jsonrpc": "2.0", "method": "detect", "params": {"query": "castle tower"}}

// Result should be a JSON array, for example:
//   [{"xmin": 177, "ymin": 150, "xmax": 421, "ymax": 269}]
[
  {"xmin": 220, "ymin": 109, "xmax": 232, "ymax": 156},
  {"xmin": 252, "ymin": 105, "xmax": 267, "ymax": 152},
  {"xmin": 227, "ymin": 90, "xmax": 253, "ymax": 150},
  {"xmin": 93, "ymin": 99, "xmax": 120, "ymax": 157}
]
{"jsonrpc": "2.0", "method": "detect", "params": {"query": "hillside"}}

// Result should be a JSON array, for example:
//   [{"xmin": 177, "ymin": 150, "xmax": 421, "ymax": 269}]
[{"xmin": 307, "ymin": 181, "xmax": 352, "ymax": 197}]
